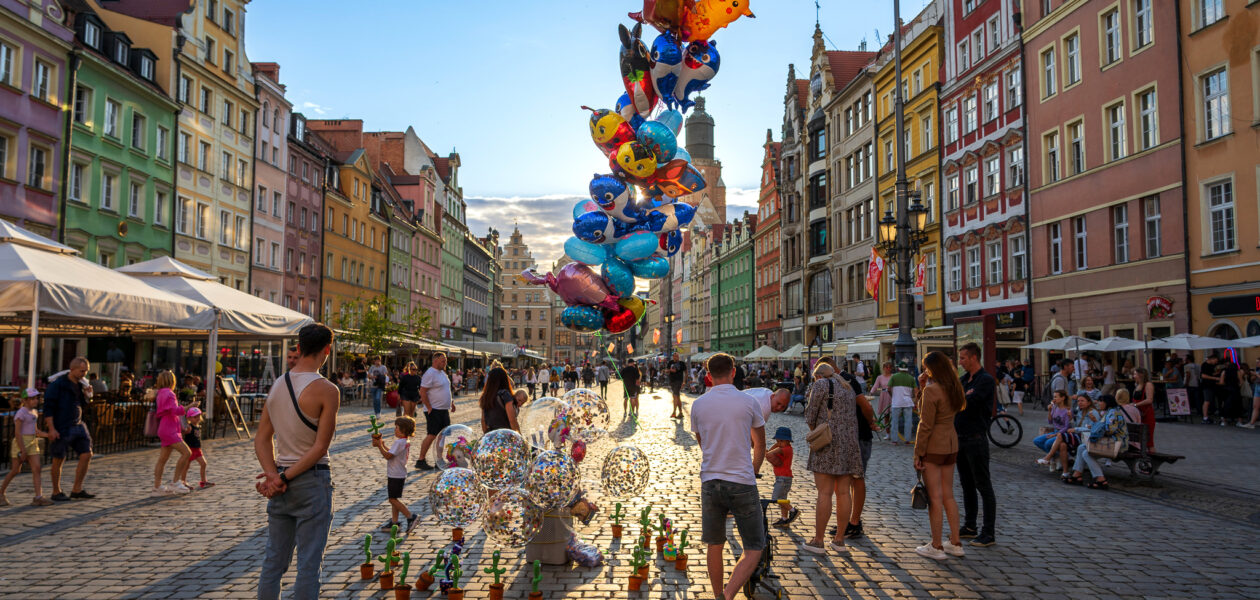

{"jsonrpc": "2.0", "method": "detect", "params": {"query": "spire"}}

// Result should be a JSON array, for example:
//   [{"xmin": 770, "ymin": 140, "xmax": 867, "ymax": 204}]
[{"xmin": 812, "ymin": 22, "xmax": 825, "ymax": 56}]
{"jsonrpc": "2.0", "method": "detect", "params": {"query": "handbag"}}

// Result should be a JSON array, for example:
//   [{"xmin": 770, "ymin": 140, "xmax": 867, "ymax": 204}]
[
  {"xmin": 1087, "ymin": 438, "xmax": 1124, "ymax": 459},
  {"xmin": 144, "ymin": 409, "xmax": 159, "ymax": 437},
  {"xmin": 911, "ymin": 472, "xmax": 929, "ymax": 510},
  {"xmin": 806, "ymin": 380, "xmax": 835, "ymax": 451}
]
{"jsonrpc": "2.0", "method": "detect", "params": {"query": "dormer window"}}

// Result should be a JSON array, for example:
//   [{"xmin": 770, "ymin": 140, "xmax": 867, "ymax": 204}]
[
  {"xmin": 293, "ymin": 116, "xmax": 305, "ymax": 139},
  {"xmin": 139, "ymin": 56, "xmax": 154, "ymax": 80},
  {"xmin": 113, "ymin": 37, "xmax": 130, "ymax": 65},
  {"xmin": 84, "ymin": 21, "xmax": 101, "ymax": 48}
]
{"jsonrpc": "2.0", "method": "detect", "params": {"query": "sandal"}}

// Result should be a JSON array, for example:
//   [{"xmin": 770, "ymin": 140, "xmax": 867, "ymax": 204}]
[
  {"xmin": 1062, "ymin": 475, "xmax": 1084, "ymax": 485},
  {"xmin": 1086, "ymin": 480, "xmax": 1109, "ymax": 490}
]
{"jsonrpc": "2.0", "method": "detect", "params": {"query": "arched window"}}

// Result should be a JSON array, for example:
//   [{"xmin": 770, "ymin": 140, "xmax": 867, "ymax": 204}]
[
  {"xmin": 273, "ymin": 109, "xmax": 281, "ymax": 133},
  {"xmin": 262, "ymin": 101, "xmax": 270, "ymax": 127}
]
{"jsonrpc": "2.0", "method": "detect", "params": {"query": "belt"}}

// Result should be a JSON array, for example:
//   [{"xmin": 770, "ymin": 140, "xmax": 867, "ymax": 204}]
[{"xmin": 279, "ymin": 464, "xmax": 330, "ymax": 472}]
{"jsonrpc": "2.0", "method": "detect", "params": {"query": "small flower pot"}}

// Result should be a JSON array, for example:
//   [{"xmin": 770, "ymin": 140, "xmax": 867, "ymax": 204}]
[
  {"xmin": 360, "ymin": 563, "xmax": 375, "ymax": 580},
  {"xmin": 675, "ymin": 554, "xmax": 688, "ymax": 571},
  {"xmin": 488, "ymin": 583, "xmax": 504, "ymax": 600},
  {"xmin": 611, "ymin": 524, "xmax": 623, "ymax": 538},
  {"xmin": 641, "ymin": 534, "xmax": 650, "ymax": 549},
  {"xmin": 379, "ymin": 571, "xmax": 394, "ymax": 590},
  {"xmin": 628, "ymin": 575, "xmax": 644, "ymax": 591},
  {"xmin": 655, "ymin": 536, "xmax": 667, "ymax": 553},
  {"xmin": 394, "ymin": 583, "xmax": 412, "ymax": 600},
  {"xmin": 529, "ymin": 592, "xmax": 543, "ymax": 600},
  {"xmin": 372, "ymin": 434, "xmax": 383, "ymax": 443},
  {"xmin": 452, "ymin": 527, "xmax": 463, "ymax": 542},
  {"xmin": 449, "ymin": 588, "xmax": 465, "ymax": 600},
  {"xmin": 637, "ymin": 565, "xmax": 649, "ymax": 579},
  {"xmin": 415, "ymin": 572, "xmax": 435, "ymax": 591}
]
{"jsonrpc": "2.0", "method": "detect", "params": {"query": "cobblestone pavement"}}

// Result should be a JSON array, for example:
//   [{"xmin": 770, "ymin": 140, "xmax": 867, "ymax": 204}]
[{"xmin": 1, "ymin": 382, "xmax": 1257, "ymax": 599}]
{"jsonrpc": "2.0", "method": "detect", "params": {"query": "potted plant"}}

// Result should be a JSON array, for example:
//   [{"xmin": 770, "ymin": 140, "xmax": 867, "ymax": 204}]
[
  {"xmin": 484, "ymin": 550, "xmax": 507, "ymax": 600},
  {"xmin": 415, "ymin": 550, "xmax": 446, "ymax": 591},
  {"xmin": 638, "ymin": 507, "xmax": 653, "ymax": 549},
  {"xmin": 654, "ymin": 514, "xmax": 670, "ymax": 553},
  {"xmin": 445, "ymin": 555, "xmax": 465, "ymax": 600},
  {"xmin": 673, "ymin": 530, "xmax": 690, "ymax": 571},
  {"xmin": 390, "ymin": 524, "xmax": 402, "ymax": 558},
  {"xmin": 367, "ymin": 415, "xmax": 385, "ymax": 443},
  {"xmin": 394, "ymin": 552, "xmax": 413, "ymax": 600},
  {"xmin": 360, "ymin": 534, "xmax": 375, "ymax": 580},
  {"xmin": 528, "ymin": 560, "xmax": 543, "ymax": 600},
  {"xmin": 377, "ymin": 539, "xmax": 399, "ymax": 590},
  {"xmin": 610, "ymin": 502, "xmax": 625, "ymax": 539},
  {"xmin": 628, "ymin": 543, "xmax": 649, "ymax": 591}
]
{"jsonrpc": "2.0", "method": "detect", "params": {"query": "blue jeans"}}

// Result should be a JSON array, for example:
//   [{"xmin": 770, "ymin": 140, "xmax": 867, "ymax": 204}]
[
  {"xmin": 1033, "ymin": 433, "xmax": 1057, "ymax": 453},
  {"xmin": 372, "ymin": 387, "xmax": 383, "ymax": 415},
  {"xmin": 892, "ymin": 406, "xmax": 914, "ymax": 443},
  {"xmin": 259, "ymin": 468, "xmax": 334, "ymax": 600},
  {"xmin": 1072, "ymin": 443, "xmax": 1103, "ymax": 479}
]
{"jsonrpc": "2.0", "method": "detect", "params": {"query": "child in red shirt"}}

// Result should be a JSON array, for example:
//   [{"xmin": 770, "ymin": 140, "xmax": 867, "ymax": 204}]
[{"xmin": 767, "ymin": 427, "xmax": 800, "ymax": 527}]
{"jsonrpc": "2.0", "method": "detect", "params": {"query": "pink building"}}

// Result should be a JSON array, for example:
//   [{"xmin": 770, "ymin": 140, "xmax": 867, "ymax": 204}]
[{"xmin": 250, "ymin": 62, "xmax": 288, "ymax": 306}]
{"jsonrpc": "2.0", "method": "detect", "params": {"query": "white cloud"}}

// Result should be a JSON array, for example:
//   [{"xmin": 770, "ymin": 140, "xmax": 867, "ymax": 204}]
[
  {"xmin": 299, "ymin": 101, "xmax": 329, "ymax": 116},
  {"xmin": 466, "ymin": 195, "xmax": 585, "ymax": 269}
]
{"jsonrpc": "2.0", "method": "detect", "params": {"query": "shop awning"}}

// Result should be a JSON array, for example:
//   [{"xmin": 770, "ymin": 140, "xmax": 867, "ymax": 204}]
[
  {"xmin": 691, "ymin": 351, "xmax": 715, "ymax": 362},
  {"xmin": 778, "ymin": 344, "xmax": 805, "ymax": 360},
  {"xmin": 846, "ymin": 341, "xmax": 882, "ymax": 358}
]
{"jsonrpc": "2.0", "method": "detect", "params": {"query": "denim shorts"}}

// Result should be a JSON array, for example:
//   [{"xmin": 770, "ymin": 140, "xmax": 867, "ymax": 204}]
[
  {"xmin": 771, "ymin": 476, "xmax": 792, "ymax": 501},
  {"xmin": 700, "ymin": 479, "xmax": 766, "ymax": 551},
  {"xmin": 48, "ymin": 424, "xmax": 91, "ymax": 459},
  {"xmin": 858, "ymin": 439, "xmax": 872, "ymax": 474}
]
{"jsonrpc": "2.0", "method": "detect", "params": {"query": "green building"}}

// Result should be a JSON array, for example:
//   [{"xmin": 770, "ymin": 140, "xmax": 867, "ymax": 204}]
[
  {"xmin": 62, "ymin": 9, "xmax": 178, "ymax": 266},
  {"xmin": 380, "ymin": 178, "xmax": 415, "ymax": 324},
  {"xmin": 712, "ymin": 214, "xmax": 757, "ymax": 357}
]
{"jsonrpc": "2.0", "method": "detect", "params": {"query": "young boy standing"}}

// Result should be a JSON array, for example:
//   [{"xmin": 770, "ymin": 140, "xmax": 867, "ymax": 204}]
[
  {"xmin": 375, "ymin": 416, "xmax": 418, "ymax": 532},
  {"xmin": 767, "ymin": 427, "xmax": 800, "ymax": 527}
]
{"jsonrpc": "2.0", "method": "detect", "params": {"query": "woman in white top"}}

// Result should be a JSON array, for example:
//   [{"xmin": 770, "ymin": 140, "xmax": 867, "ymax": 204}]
[{"xmin": 524, "ymin": 367, "xmax": 537, "ymax": 399}]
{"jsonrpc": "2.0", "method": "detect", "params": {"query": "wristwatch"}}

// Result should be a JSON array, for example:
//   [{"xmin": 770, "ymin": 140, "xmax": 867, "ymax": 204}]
[{"xmin": 278, "ymin": 472, "xmax": 290, "ymax": 485}]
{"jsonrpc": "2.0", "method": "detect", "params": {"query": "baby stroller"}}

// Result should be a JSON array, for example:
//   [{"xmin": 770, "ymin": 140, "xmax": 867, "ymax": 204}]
[{"xmin": 743, "ymin": 499, "xmax": 784, "ymax": 599}]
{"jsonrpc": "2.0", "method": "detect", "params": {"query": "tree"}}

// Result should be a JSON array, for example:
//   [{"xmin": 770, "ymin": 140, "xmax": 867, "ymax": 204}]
[{"xmin": 335, "ymin": 295, "xmax": 433, "ymax": 357}]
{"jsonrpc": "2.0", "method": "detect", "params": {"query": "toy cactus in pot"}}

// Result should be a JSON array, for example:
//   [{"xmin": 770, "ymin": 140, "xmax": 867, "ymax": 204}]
[
  {"xmin": 674, "ymin": 530, "xmax": 690, "ymax": 571},
  {"xmin": 610, "ymin": 502, "xmax": 625, "ymax": 538},
  {"xmin": 654, "ymin": 514, "xmax": 670, "ymax": 553},
  {"xmin": 377, "ymin": 538, "xmax": 399, "ymax": 590},
  {"xmin": 390, "ymin": 524, "xmax": 402, "ymax": 555},
  {"xmin": 393, "ymin": 552, "xmax": 413, "ymax": 600},
  {"xmin": 360, "ymin": 534, "xmax": 375, "ymax": 579},
  {"xmin": 415, "ymin": 549, "xmax": 446, "ymax": 591},
  {"xmin": 628, "ymin": 542, "xmax": 650, "ymax": 591},
  {"xmin": 446, "ymin": 555, "xmax": 465, "ymax": 600},
  {"xmin": 484, "ymin": 550, "xmax": 507, "ymax": 600},
  {"xmin": 367, "ymin": 415, "xmax": 385, "ymax": 441},
  {"xmin": 638, "ymin": 506, "xmax": 653, "ymax": 549},
  {"xmin": 528, "ymin": 560, "xmax": 543, "ymax": 600}
]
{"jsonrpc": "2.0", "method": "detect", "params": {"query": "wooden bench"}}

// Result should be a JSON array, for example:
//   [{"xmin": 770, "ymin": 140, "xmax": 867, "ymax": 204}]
[{"xmin": 1094, "ymin": 422, "xmax": 1184, "ymax": 482}]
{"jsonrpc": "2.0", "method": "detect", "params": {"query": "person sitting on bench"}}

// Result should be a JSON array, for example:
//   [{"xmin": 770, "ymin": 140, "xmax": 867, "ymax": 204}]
[{"xmin": 1064, "ymin": 395, "xmax": 1127, "ymax": 490}]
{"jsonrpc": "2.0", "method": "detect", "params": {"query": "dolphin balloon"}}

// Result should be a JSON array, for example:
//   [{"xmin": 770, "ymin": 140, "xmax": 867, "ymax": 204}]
[
  {"xmin": 644, "ymin": 202, "xmax": 695, "ymax": 232},
  {"xmin": 589, "ymin": 174, "xmax": 642, "ymax": 223},
  {"xmin": 573, "ymin": 210, "xmax": 639, "ymax": 245},
  {"xmin": 675, "ymin": 40, "xmax": 719, "ymax": 111},
  {"xmin": 649, "ymin": 31, "xmax": 684, "ymax": 108}
]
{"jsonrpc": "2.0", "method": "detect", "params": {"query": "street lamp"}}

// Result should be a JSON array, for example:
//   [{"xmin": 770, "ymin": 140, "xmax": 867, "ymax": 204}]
[{"xmin": 664, "ymin": 313, "xmax": 677, "ymax": 358}]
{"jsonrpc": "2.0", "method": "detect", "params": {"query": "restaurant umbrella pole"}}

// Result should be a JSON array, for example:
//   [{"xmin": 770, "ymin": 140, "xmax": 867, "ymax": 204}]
[
  {"xmin": 205, "ymin": 308, "xmax": 221, "ymax": 425},
  {"xmin": 26, "ymin": 291, "xmax": 39, "ymax": 390}
]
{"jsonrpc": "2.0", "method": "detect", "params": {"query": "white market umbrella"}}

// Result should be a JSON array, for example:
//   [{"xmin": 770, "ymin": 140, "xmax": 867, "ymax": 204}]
[
  {"xmin": 744, "ymin": 345, "xmax": 781, "ymax": 361},
  {"xmin": 1146, "ymin": 333, "xmax": 1253, "ymax": 351},
  {"xmin": 1021, "ymin": 336, "xmax": 1096, "ymax": 352},
  {"xmin": 1078, "ymin": 337, "xmax": 1149, "ymax": 352},
  {"xmin": 778, "ymin": 343, "xmax": 806, "ymax": 360}
]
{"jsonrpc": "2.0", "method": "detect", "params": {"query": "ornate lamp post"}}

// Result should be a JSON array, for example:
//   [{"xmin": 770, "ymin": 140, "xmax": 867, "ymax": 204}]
[{"xmin": 877, "ymin": 192, "xmax": 929, "ymax": 367}]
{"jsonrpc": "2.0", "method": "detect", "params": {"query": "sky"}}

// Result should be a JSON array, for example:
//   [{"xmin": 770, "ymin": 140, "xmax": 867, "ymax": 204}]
[{"xmin": 246, "ymin": 0, "xmax": 900, "ymax": 264}]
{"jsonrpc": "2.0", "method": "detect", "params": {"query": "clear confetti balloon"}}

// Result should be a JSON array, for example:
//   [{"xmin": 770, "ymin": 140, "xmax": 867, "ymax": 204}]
[
  {"xmin": 429, "ymin": 467, "xmax": 486, "ymax": 528},
  {"xmin": 472, "ymin": 429, "xmax": 532, "ymax": 490},
  {"xmin": 519, "ymin": 396, "xmax": 568, "ymax": 449},
  {"xmin": 434, "ymin": 424, "xmax": 479, "ymax": 470},
  {"xmin": 600, "ymin": 445, "xmax": 651, "ymax": 498},
  {"xmin": 482, "ymin": 486, "xmax": 544, "ymax": 548},
  {"xmin": 524, "ymin": 450, "xmax": 581, "ymax": 511},
  {"xmin": 561, "ymin": 388, "xmax": 610, "ymax": 442}
]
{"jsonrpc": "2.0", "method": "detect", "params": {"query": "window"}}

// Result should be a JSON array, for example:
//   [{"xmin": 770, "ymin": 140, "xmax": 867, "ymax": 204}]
[
  {"xmin": 223, "ymin": 9, "xmax": 235, "ymax": 34},
  {"xmin": 1010, "ymin": 234, "xmax": 1027, "ymax": 280},
  {"xmin": 1050, "ymin": 223, "xmax": 1063, "ymax": 274},
  {"xmin": 958, "ymin": 40, "xmax": 970, "ymax": 73},
  {"xmin": 128, "ymin": 181, "xmax": 142, "ymax": 217},
  {"xmin": 921, "ymin": 115, "xmax": 932, "ymax": 150},
  {"xmin": 0, "ymin": 41, "xmax": 13, "ymax": 86},
  {"xmin": 254, "ymin": 238, "xmax": 265, "ymax": 265},
  {"xmin": 988, "ymin": 17, "xmax": 1001, "ymax": 51},
  {"xmin": 964, "ymin": 166, "xmax": 978, "ymax": 204},
  {"xmin": 1065, "ymin": 34, "xmax": 1080, "ymax": 85},
  {"xmin": 987, "ymin": 241, "xmax": 1004, "ymax": 284},
  {"xmin": 903, "ymin": 123, "xmax": 912, "ymax": 159},
  {"xmin": 1144, "ymin": 196, "xmax": 1162, "ymax": 258},
  {"xmin": 73, "ymin": 86, "xmax": 91, "ymax": 124},
  {"xmin": 948, "ymin": 252, "xmax": 962, "ymax": 292},
  {"xmin": 912, "ymin": 70, "xmax": 922, "ymax": 95},
  {"xmin": 33, "ymin": 60, "xmax": 51, "ymax": 100},
  {"xmin": 236, "ymin": 216, "xmax": 247, "ymax": 249},
  {"xmin": 944, "ymin": 107, "xmax": 959, "ymax": 144},
  {"xmin": 884, "ymin": 139, "xmax": 893, "ymax": 173},
  {"xmin": 1006, "ymin": 68, "xmax": 1022, "ymax": 108},
  {"xmin": 967, "ymin": 246, "xmax": 982, "ymax": 288},
  {"xmin": 237, "ymin": 158, "xmax": 247, "ymax": 187},
  {"xmin": 1134, "ymin": 0, "xmax": 1153, "ymax": 48},
  {"xmin": 810, "ymin": 127, "xmax": 826, "ymax": 160},
  {"xmin": 199, "ymin": 86, "xmax": 212, "ymax": 113},
  {"xmin": 809, "ymin": 173, "xmax": 827, "ymax": 209},
  {"xmin": 1137, "ymin": 89, "xmax": 1158, "ymax": 150},
  {"xmin": 154, "ymin": 191, "xmax": 166, "ymax": 225},
  {"xmin": 963, "ymin": 96, "xmax": 978, "ymax": 132},
  {"xmin": 984, "ymin": 155, "xmax": 1000, "ymax": 196},
  {"xmin": 196, "ymin": 202, "xmax": 209, "ymax": 239},
  {"xmin": 947, "ymin": 174, "xmax": 960, "ymax": 211},
  {"xmin": 198, "ymin": 141, "xmax": 212, "ymax": 172},
  {"xmin": 983, "ymin": 82, "xmax": 998, "ymax": 122},
  {"xmin": 1107, "ymin": 102, "xmax": 1127, "ymax": 160},
  {"xmin": 1199, "ymin": 0, "xmax": 1224, "ymax": 28},
  {"xmin": 1069, "ymin": 121, "xmax": 1085, "ymax": 175},
  {"xmin": 1042, "ymin": 48, "xmax": 1056, "ymax": 97},
  {"xmin": 240, "ymin": 109, "xmax": 249, "ymax": 134},
  {"xmin": 972, "ymin": 30, "xmax": 984, "ymax": 63},
  {"xmin": 1207, "ymin": 180, "xmax": 1235, "ymax": 253},
  {"xmin": 1202, "ymin": 68, "xmax": 1230, "ymax": 140},
  {"xmin": 1073, "ymin": 216, "xmax": 1088, "ymax": 270},
  {"xmin": 104, "ymin": 99, "xmax": 120, "ymax": 137},
  {"xmin": 204, "ymin": 36, "xmax": 216, "ymax": 64},
  {"xmin": 139, "ymin": 56, "xmax": 154, "ymax": 80},
  {"xmin": 156, "ymin": 126, "xmax": 169, "ymax": 161},
  {"xmin": 177, "ymin": 197, "xmax": 192, "ymax": 234},
  {"xmin": 809, "ymin": 270, "xmax": 832, "ymax": 313},
  {"xmin": 99, "ymin": 173, "xmax": 117, "ymax": 210},
  {"xmin": 925, "ymin": 251, "xmax": 937, "ymax": 294},
  {"xmin": 1007, "ymin": 145, "xmax": 1024, "ymax": 188},
  {"xmin": 25, "ymin": 146, "xmax": 47, "ymax": 189},
  {"xmin": 1045, "ymin": 131, "xmax": 1061, "ymax": 183},
  {"xmin": 178, "ymin": 75, "xmax": 191, "ymax": 103},
  {"xmin": 220, "ymin": 151, "xmax": 231, "ymax": 179},
  {"xmin": 98, "ymin": 252, "xmax": 112, "ymax": 267},
  {"xmin": 1113, "ymin": 204, "xmax": 1130, "ymax": 263},
  {"xmin": 69, "ymin": 162, "xmax": 84, "ymax": 201},
  {"xmin": 809, "ymin": 219, "xmax": 828, "ymax": 257},
  {"xmin": 923, "ymin": 181, "xmax": 935, "ymax": 223},
  {"xmin": 222, "ymin": 100, "xmax": 233, "ymax": 126},
  {"xmin": 130, "ymin": 112, "xmax": 146, "ymax": 149},
  {"xmin": 271, "ymin": 242, "xmax": 280, "ymax": 268},
  {"xmin": 219, "ymin": 210, "xmax": 231, "ymax": 244},
  {"xmin": 273, "ymin": 191, "xmax": 281, "ymax": 217},
  {"xmin": 1102, "ymin": 10, "xmax": 1121, "ymax": 65}
]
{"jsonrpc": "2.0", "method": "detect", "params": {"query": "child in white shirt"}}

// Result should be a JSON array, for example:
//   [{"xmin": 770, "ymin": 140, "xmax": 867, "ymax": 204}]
[{"xmin": 374, "ymin": 416, "xmax": 417, "ymax": 532}]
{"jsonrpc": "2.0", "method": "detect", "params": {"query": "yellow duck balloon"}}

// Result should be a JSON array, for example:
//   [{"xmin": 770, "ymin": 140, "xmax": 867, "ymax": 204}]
[{"xmin": 684, "ymin": 0, "xmax": 754, "ymax": 42}]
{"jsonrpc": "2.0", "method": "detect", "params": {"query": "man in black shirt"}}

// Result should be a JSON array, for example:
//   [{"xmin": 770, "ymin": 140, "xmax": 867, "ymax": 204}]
[
  {"xmin": 667, "ymin": 352, "xmax": 687, "ymax": 419},
  {"xmin": 732, "ymin": 363, "xmax": 747, "ymax": 390},
  {"xmin": 955, "ymin": 343, "xmax": 997, "ymax": 547},
  {"xmin": 1200, "ymin": 354, "xmax": 1220, "ymax": 424},
  {"xmin": 44, "ymin": 357, "xmax": 96, "ymax": 501},
  {"xmin": 620, "ymin": 359, "xmax": 642, "ymax": 416}
]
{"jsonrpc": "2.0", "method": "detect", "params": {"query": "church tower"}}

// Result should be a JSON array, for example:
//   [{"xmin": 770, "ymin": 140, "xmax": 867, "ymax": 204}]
[{"xmin": 682, "ymin": 97, "xmax": 726, "ymax": 229}]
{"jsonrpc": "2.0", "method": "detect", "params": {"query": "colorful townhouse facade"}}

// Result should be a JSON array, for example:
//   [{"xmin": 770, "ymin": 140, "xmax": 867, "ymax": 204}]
[
  {"xmin": 248, "ymin": 61, "xmax": 287, "ymax": 305},
  {"xmin": 778, "ymin": 67, "xmax": 809, "ymax": 350},
  {"xmin": 435, "ymin": 152, "xmax": 465, "ymax": 341},
  {"xmin": 753, "ymin": 130, "xmax": 782, "ymax": 350},
  {"xmin": 713, "ymin": 213, "xmax": 756, "ymax": 356},
  {"xmin": 499, "ymin": 226, "xmax": 552, "ymax": 357},
  {"xmin": 284, "ymin": 112, "xmax": 326, "ymax": 320}
]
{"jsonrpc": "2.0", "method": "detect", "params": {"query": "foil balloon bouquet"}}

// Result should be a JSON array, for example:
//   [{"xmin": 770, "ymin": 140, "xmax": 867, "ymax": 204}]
[{"xmin": 548, "ymin": 3, "xmax": 751, "ymax": 337}]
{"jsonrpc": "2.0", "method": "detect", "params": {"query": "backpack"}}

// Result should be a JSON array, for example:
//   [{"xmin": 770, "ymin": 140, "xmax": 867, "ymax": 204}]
[{"xmin": 1043, "ymin": 373, "xmax": 1066, "ymax": 402}]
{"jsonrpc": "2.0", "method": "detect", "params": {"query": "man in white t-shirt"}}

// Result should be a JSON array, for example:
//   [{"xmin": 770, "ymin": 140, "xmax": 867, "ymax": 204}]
[
  {"xmin": 690, "ymin": 353, "xmax": 766, "ymax": 600},
  {"xmin": 416, "ymin": 353, "xmax": 455, "ymax": 470},
  {"xmin": 742, "ymin": 387, "xmax": 792, "ymax": 475}
]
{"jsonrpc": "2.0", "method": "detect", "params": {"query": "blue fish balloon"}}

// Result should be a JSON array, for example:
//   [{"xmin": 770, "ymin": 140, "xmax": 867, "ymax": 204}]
[
  {"xmin": 636, "ymin": 121, "xmax": 678, "ymax": 164},
  {"xmin": 589, "ymin": 174, "xmax": 642, "ymax": 223},
  {"xmin": 675, "ymin": 40, "xmax": 720, "ymax": 111},
  {"xmin": 573, "ymin": 211, "xmax": 633, "ymax": 245},
  {"xmin": 654, "ymin": 230, "xmax": 683, "ymax": 258},
  {"xmin": 601, "ymin": 257, "xmax": 636, "ymax": 298},
  {"xmin": 649, "ymin": 31, "xmax": 684, "ymax": 108},
  {"xmin": 615, "ymin": 93, "xmax": 646, "ymax": 131},
  {"xmin": 645, "ymin": 202, "xmax": 695, "ymax": 232},
  {"xmin": 565, "ymin": 236, "xmax": 609, "ymax": 266}
]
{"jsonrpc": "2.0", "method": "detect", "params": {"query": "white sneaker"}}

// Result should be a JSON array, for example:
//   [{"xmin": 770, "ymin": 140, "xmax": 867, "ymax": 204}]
[
  {"xmin": 942, "ymin": 541, "xmax": 966, "ymax": 557},
  {"xmin": 170, "ymin": 481, "xmax": 192, "ymax": 494},
  {"xmin": 1036, "ymin": 458, "xmax": 1050, "ymax": 466},
  {"xmin": 915, "ymin": 544, "xmax": 948, "ymax": 561},
  {"xmin": 150, "ymin": 486, "xmax": 169, "ymax": 497}
]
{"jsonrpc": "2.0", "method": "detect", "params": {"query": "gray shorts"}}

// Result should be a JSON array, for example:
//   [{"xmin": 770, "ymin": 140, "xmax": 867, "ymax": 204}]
[
  {"xmin": 700, "ymin": 479, "xmax": 766, "ymax": 551},
  {"xmin": 771, "ymin": 476, "xmax": 792, "ymax": 501},
  {"xmin": 859, "ymin": 439, "xmax": 872, "ymax": 474}
]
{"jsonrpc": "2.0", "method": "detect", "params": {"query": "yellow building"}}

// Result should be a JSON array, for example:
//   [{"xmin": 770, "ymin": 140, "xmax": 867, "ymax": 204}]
[
  {"xmin": 873, "ymin": 2, "xmax": 944, "ymax": 333},
  {"xmin": 169, "ymin": 0, "xmax": 258, "ymax": 289}
]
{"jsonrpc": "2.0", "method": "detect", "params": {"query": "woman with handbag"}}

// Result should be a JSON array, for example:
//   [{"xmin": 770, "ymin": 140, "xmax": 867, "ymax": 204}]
[
  {"xmin": 801, "ymin": 362, "xmax": 862, "ymax": 555},
  {"xmin": 911, "ymin": 351, "xmax": 965, "ymax": 561},
  {"xmin": 1065, "ymin": 394, "xmax": 1128, "ymax": 489}
]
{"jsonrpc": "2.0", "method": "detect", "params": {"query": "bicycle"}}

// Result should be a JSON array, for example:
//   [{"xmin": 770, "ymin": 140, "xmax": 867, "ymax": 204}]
[
  {"xmin": 743, "ymin": 499, "xmax": 785, "ymax": 599},
  {"xmin": 988, "ymin": 403, "xmax": 1023, "ymax": 448}
]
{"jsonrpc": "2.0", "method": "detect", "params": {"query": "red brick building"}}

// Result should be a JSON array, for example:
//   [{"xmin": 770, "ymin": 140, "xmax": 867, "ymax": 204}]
[{"xmin": 754, "ymin": 131, "xmax": 782, "ymax": 349}]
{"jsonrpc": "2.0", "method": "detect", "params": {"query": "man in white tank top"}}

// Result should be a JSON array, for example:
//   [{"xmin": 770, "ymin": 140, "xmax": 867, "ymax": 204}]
[{"xmin": 255, "ymin": 324, "xmax": 340, "ymax": 600}]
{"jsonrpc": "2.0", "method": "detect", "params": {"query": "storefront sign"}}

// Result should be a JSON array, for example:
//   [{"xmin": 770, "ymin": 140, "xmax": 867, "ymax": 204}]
[
  {"xmin": 1207, "ymin": 294, "xmax": 1260, "ymax": 317},
  {"xmin": 993, "ymin": 311, "xmax": 1025, "ymax": 328},
  {"xmin": 1147, "ymin": 296, "xmax": 1175, "ymax": 319}
]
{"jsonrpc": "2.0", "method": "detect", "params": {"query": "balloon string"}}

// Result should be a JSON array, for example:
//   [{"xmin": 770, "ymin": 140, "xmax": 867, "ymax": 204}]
[{"xmin": 594, "ymin": 331, "xmax": 637, "ymax": 427}]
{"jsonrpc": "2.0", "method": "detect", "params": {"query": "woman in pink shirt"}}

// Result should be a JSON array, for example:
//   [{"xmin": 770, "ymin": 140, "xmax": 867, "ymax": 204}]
[
  {"xmin": 152, "ymin": 370, "xmax": 197, "ymax": 495},
  {"xmin": 870, "ymin": 362, "xmax": 894, "ymax": 437}
]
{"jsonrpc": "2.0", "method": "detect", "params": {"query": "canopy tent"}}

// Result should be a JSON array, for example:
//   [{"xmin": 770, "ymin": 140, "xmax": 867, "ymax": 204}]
[
  {"xmin": 1078, "ymin": 336, "xmax": 1149, "ymax": 352},
  {"xmin": 1146, "ymin": 333, "xmax": 1253, "ymax": 351},
  {"xmin": 744, "ymin": 345, "xmax": 782, "ymax": 361},
  {"xmin": 778, "ymin": 344, "xmax": 805, "ymax": 360},
  {"xmin": 0, "ymin": 222, "xmax": 213, "ymax": 389},
  {"xmin": 691, "ymin": 351, "xmax": 715, "ymax": 363},
  {"xmin": 117, "ymin": 256, "xmax": 313, "ymax": 423},
  {"xmin": 1021, "ymin": 335, "xmax": 1097, "ymax": 352},
  {"xmin": 1231, "ymin": 335, "xmax": 1260, "ymax": 348},
  {"xmin": 846, "ymin": 340, "xmax": 882, "ymax": 359}
]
